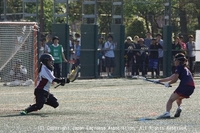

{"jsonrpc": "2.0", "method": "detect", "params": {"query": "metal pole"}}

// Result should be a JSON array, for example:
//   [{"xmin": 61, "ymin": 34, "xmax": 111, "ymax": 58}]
[
  {"xmin": 40, "ymin": 0, "xmax": 44, "ymax": 32},
  {"xmin": 36, "ymin": 0, "xmax": 38, "ymax": 22},
  {"xmin": 3, "ymin": 0, "xmax": 7, "ymax": 21},
  {"xmin": 112, "ymin": 0, "xmax": 114, "ymax": 24},
  {"xmin": 23, "ymin": 1, "xmax": 25, "ymax": 20},
  {"xmin": 121, "ymin": 0, "xmax": 124, "ymax": 24},
  {"xmin": 53, "ymin": 0, "xmax": 55, "ymax": 23},
  {"xmin": 164, "ymin": 0, "xmax": 172, "ymax": 26},
  {"xmin": 82, "ymin": 0, "xmax": 84, "ymax": 24},
  {"xmin": 94, "ymin": 0, "xmax": 97, "ymax": 25},
  {"xmin": 169, "ymin": 0, "xmax": 172, "ymax": 26},
  {"xmin": 66, "ymin": 0, "xmax": 69, "ymax": 24}
]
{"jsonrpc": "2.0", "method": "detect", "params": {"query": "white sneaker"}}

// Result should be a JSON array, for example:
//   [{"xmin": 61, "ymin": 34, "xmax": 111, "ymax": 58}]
[
  {"xmin": 132, "ymin": 75, "xmax": 138, "ymax": 79},
  {"xmin": 157, "ymin": 112, "xmax": 170, "ymax": 119}
]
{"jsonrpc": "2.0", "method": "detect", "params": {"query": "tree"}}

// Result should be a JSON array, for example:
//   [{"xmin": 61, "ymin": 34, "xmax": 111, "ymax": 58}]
[{"xmin": 126, "ymin": 19, "xmax": 146, "ymax": 38}]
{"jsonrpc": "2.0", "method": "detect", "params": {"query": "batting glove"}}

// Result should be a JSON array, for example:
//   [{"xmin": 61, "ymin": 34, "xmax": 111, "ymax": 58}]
[
  {"xmin": 60, "ymin": 78, "xmax": 66, "ymax": 86},
  {"xmin": 164, "ymin": 83, "xmax": 170, "ymax": 88}
]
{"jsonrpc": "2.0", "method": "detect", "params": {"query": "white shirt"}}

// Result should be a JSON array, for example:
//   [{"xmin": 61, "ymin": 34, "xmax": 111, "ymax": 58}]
[
  {"xmin": 36, "ymin": 65, "xmax": 55, "ymax": 92},
  {"xmin": 158, "ymin": 39, "xmax": 164, "ymax": 58},
  {"xmin": 187, "ymin": 41, "xmax": 196, "ymax": 57},
  {"xmin": 39, "ymin": 44, "xmax": 50, "ymax": 58}
]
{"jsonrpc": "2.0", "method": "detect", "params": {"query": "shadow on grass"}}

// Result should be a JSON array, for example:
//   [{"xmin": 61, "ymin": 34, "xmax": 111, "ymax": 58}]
[
  {"xmin": 135, "ymin": 117, "xmax": 178, "ymax": 121},
  {"xmin": 0, "ymin": 110, "xmax": 93, "ymax": 118}
]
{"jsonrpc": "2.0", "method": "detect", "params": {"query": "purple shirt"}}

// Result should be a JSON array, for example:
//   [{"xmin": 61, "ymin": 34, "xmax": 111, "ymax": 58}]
[{"xmin": 175, "ymin": 65, "xmax": 195, "ymax": 87}]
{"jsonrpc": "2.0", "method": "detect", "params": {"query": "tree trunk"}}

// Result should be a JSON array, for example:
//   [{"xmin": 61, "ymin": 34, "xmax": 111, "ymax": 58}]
[
  {"xmin": 145, "ymin": 14, "xmax": 150, "ymax": 32},
  {"xmin": 179, "ymin": 1, "xmax": 188, "ymax": 42},
  {"xmin": 40, "ymin": 0, "xmax": 44, "ymax": 33}
]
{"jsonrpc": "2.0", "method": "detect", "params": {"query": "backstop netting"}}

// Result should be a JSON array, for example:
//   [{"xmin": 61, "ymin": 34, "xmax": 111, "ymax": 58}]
[{"xmin": 0, "ymin": 22, "xmax": 38, "ymax": 85}]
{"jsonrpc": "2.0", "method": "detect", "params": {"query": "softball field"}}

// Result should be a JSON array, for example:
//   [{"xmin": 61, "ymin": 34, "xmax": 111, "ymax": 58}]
[{"xmin": 0, "ymin": 78, "xmax": 200, "ymax": 133}]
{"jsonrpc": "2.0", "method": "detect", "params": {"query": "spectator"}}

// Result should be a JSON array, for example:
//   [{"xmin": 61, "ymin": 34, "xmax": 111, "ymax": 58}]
[
  {"xmin": 156, "ymin": 33, "xmax": 164, "ymax": 77},
  {"xmin": 149, "ymin": 38, "xmax": 163, "ymax": 78},
  {"xmin": 124, "ymin": 36, "xmax": 135, "ymax": 77},
  {"xmin": 39, "ymin": 38, "xmax": 50, "ymax": 58},
  {"xmin": 97, "ymin": 35, "xmax": 105, "ymax": 77},
  {"xmin": 133, "ymin": 35, "xmax": 139, "ymax": 45},
  {"xmin": 4, "ymin": 59, "xmax": 33, "ymax": 87},
  {"xmin": 144, "ymin": 32, "xmax": 152, "ymax": 48},
  {"xmin": 75, "ymin": 33, "xmax": 81, "ymax": 46},
  {"xmin": 69, "ymin": 34, "xmax": 75, "ymax": 72},
  {"xmin": 178, "ymin": 34, "xmax": 187, "ymax": 54},
  {"xmin": 132, "ymin": 36, "xmax": 141, "ymax": 78},
  {"xmin": 186, "ymin": 35, "xmax": 196, "ymax": 76},
  {"xmin": 104, "ymin": 34, "xmax": 117, "ymax": 78},
  {"xmin": 49, "ymin": 36, "xmax": 68, "ymax": 78},
  {"xmin": 46, "ymin": 34, "xmax": 52, "ymax": 46},
  {"xmin": 9, "ymin": 59, "xmax": 27, "ymax": 81},
  {"xmin": 71, "ymin": 39, "xmax": 81, "ymax": 70},
  {"xmin": 172, "ymin": 36, "xmax": 183, "ymax": 73},
  {"xmin": 138, "ymin": 38, "xmax": 149, "ymax": 77}
]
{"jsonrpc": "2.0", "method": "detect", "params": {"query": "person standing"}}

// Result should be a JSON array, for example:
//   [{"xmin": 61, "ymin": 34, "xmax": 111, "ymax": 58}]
[
  {"xmin": 149, "ymin": 38, "xmax": 163, "ymax": 78},
  {"xmin": 144, "ymin": 32, "xmax": 152, "ymax": 48},
  {"xmin": 49, "ymin": 36, "xmax": 68, "ymax": 78},
  {"xmin": 178, "ymin": 34, "xmax": 187, "ymax": 54},
  {"xmin": 69, "ymin": 34, "xmax": 75, "ymax": 72},
  {"xmin": 104, "ymin": 34, "xmax": 117, "ymax": 78},
  {"xmin": 39, "ymin": 38, "xmax": 50, "ymax": 58},
  {"xmin": 138, "ymin": 38, "xmax": 149, "ymax": 77},
  {"xmin": 186, "ymin": 35, "xmax": 196, "ymax": 76},
  {"xmin": 172, "ymin": 36, "xmax": 183, "ymax": 73},
  {"xmin": 71, "ymin": 39, "xmax": 81, "ymax": 70},
  {"xmin": 156, "ymin": 33, "xmax": 164, "ymax": 77},
  {"xmin": 124, "ymin": 36, "xmax": 135, "ymax": 77},
  {"xmin": 46, "ymin": 34, "xmax": 52, "ymax": 46},
  {"xmin": 97, "ymin": 35, "xmax": 105, "ymax": 77}
]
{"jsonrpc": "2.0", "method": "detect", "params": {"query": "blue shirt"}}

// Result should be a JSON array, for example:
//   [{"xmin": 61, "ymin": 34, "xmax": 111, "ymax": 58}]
[
  {"xmin": 175, "ymin": 65, "xmax": 195, "ymax": 87},
  {"xmin": 74, "ymin": 45, "xmax": 81, "ymax": 58},
  {"xmin": 144, "ymin": 38, "xmax": 152, "ymax": 48}
]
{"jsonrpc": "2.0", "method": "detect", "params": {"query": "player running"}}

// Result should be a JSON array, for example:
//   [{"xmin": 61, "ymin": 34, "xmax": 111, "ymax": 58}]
[
  {"xmin": 155, "ymin": 53, "xmax": 195, "ymax": 118},
  {"xmin": 20, "ymin": 53, "xmax": 70, "ymax": 115}
]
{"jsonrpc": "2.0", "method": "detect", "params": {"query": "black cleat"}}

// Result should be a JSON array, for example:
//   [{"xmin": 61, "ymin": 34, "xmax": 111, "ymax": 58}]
[{"xmin": 174, "ymin": 108, "xmax": 182, "ymax": 117}]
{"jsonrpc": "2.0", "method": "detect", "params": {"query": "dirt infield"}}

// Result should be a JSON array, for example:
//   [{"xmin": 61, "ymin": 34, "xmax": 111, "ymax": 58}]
[{"xmin": 0, "ymin": 78, "xmax": 200, "ymax": 133}]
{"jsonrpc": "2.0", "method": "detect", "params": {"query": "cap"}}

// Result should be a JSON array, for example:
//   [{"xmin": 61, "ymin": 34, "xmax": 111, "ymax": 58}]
[
  {"xmin": 126, "ymin": 36, "xmax": 133, "ymax": 41},
  {"xmin": 188, "ymin": 35, "xmax": 194, "ymax": 38}
]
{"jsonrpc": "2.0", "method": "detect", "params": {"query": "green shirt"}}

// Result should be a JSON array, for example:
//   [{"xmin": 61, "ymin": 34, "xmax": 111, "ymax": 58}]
[{"xmin": 49, "ymin": 45, "xmax": 62, "ymax": 63}]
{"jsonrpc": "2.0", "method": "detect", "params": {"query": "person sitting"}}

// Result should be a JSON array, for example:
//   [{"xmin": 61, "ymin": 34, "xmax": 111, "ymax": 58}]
[
  {"xmin": 4, "ymin": 59, "xmax": 33, "ymax": 86},
  {"xmin": 10, "ymin": 59, "xmax": 27, "ymax": 81}
]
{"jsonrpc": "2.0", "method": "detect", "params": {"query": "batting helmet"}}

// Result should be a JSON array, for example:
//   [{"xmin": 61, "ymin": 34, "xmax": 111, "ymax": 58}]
[{"xmin": 40, "ymin": 53, "xmax": 54, "ymax": 66}]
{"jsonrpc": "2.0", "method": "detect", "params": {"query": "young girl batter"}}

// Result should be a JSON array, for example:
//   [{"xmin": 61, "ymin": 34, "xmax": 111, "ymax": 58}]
[
  {"xmin": 20, "ymin": 53, "xmax": 69, "ymax": 115},
  {"xmin": 156, "ymin": 53, "xmax": 195, "ymax": 118}
]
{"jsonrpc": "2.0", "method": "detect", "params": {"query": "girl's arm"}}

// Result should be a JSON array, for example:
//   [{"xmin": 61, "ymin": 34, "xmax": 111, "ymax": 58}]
[
  {"xmin": 158, "ymin": 73, "xmax": 179, "ymax": 84},
  {"xmin": 168, "ymin": 74, "xmax": 179, "ymax": 84}
]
